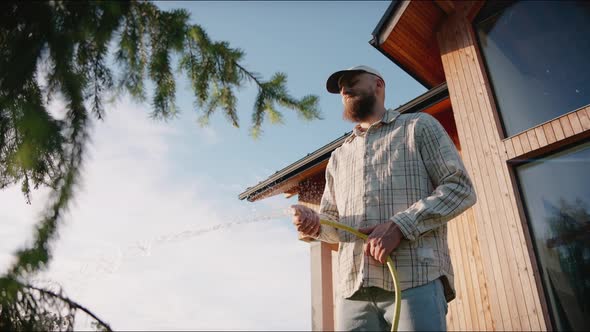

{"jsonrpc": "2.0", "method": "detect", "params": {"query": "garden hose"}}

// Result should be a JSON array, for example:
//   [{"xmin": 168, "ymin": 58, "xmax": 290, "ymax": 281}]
[{"xmin": 319, "ymin": 219, "xmax": 401, "ymax": 332}]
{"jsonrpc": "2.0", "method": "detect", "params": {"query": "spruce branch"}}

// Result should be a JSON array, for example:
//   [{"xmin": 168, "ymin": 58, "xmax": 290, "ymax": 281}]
[{"xmin": 1, "ymin": 1, "xmax": 322, "ymax": 330}]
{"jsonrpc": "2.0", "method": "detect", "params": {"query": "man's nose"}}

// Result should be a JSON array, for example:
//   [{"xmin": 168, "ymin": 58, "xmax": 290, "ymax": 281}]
[{"xmin": 340, "ymin": 86, "xmax": 352, "ymax": 96}]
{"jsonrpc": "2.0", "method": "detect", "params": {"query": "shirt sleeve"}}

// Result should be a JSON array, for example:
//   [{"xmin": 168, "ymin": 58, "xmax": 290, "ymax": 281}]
[
  {"xmin": 390, "ymin": 113, "xmax": 477, "ymax": 241},
  {"xmin": 313, "ymin": 156, "xmax": 340, "ymax": 243}
]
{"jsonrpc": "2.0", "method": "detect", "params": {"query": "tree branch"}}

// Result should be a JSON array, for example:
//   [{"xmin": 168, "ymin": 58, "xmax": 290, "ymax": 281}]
[
  {"xmin": 21, "ymin": 283, "xmax": 112, "ymax": 331},
  {"xmin": 234, "ymin": 62, "xmax": 263, "ymax": 88}
]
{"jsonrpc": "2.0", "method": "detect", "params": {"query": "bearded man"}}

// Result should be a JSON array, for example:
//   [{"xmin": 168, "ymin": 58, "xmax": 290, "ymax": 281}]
[{"xmin": 291, "ymin": 65, "xmax": 477, "ymax": 331}]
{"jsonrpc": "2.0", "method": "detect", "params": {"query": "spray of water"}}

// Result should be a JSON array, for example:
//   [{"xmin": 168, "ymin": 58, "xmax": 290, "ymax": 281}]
[{"xmin": 30, "ymin": 207, "xmax": 295, "ymax": 289}]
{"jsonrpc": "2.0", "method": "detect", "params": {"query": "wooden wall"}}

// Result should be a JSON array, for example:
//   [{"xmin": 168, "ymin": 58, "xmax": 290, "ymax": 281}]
[
  {"xmin": 446, "ymin": 206, "xmax": 494, "ymax": 330},
  {"xmin": 437, "ymin": 1, "xmax": 550, "ymax": 330}
]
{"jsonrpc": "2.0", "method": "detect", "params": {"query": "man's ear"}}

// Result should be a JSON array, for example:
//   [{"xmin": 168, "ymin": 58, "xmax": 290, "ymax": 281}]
[{"xmin": 374, "ymin": 77, "xmax": 385, "ymax": 95}]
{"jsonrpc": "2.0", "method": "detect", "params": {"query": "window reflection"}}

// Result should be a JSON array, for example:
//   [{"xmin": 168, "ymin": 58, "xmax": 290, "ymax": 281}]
[
  {"xmin": 516, "ymin": 141, "xmax": 590, "ymax": 331},
  {"xmin": 475, "ymin": 1, "xmax": 590, "ymax": 137}
]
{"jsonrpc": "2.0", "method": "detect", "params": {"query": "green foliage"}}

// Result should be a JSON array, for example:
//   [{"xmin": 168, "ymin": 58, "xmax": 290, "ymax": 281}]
[
  {"xmin": 0, "ymin": 277, "xmax": 111, "ymax": 331},
  {"xmin": 0, "ymin": 1, "xmax": 320, "ymax": 330}
]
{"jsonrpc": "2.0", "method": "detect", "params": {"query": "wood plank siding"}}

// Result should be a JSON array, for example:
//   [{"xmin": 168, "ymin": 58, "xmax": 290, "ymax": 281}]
[
  {"xmin": 446, "ymin": 208, "xmax": 494, "ymax": 330},
  {"xmin": 437, "ymin": 1, "xmax": 549, "ymax": 330},
  {"xmin": 380, "ymin": 1, "xmax": 446, "ymax": 87},
  {"xmin": 503, "ymin": 106, "xmax": 590, "ymax": 161}
]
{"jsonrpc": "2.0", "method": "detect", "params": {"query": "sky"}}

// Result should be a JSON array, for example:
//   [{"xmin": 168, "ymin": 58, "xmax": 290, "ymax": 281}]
[{"xmin": 0, "ymin": 1, "xmax": 425, "ymax": 330}]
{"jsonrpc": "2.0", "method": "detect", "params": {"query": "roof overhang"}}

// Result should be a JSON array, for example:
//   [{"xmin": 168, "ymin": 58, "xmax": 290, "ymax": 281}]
[
  {"xmin": 239, "ymin": 83, "xmax": 449, "ymax": 202},
  {"xmin": 237, "ymin": 134, "xmax": 346, "ymax": 203},
  {"xmin": 370, "ymin": 0, "xmax": 453, "ymax": 88}
]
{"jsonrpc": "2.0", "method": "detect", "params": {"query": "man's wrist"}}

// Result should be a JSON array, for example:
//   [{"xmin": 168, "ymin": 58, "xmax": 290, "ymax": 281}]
[{"xmin": 390, "ymin": 214, "xmax": 417, "ymax": 241}]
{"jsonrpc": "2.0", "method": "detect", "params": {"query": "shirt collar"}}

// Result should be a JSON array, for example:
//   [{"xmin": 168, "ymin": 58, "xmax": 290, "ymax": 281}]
[
  {"xmin": 344, "ymin": 108, "xmax": 401, "ymax": 143},
  {"xmin": 381, "ymin": 108, "xmax": 401, "ymax": 124}
]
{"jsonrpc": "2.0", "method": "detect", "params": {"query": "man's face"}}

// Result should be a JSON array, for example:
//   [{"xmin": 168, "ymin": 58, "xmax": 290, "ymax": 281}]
[{"xmin": 338, "ymin": 72, "xmax": 377, "ymax": 123}]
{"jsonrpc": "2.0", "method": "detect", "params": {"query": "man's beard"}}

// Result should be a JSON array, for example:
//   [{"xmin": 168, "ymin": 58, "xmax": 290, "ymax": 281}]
[{"xmin": 343, "ymin": 92, "xmax": 376, "ymax": 123}]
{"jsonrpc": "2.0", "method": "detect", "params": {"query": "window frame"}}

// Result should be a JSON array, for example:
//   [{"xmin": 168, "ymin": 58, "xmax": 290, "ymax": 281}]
[
  {"xmin": 509, "ymin": 137, "xmax": 590, "ymax": 331},
  {"xmin": 472, "ymin": 0, "xmax": 590, "ymax": 139}
]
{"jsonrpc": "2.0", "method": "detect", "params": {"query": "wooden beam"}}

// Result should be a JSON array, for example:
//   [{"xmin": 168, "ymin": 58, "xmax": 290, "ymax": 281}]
[
  {"xmin": 310, "ymin": 241, "xmax": 335, "ymax": 331},
  {"xmin": 434, "ymin": 0, "xmax": 455, "ymax": 15},
  {"xmin": 300, "ymin": 197, "xmax": 336, "ymax": 331},
  {"xmin": 503, "ymin": 106, "xmax": 590, "ymax": 160}
]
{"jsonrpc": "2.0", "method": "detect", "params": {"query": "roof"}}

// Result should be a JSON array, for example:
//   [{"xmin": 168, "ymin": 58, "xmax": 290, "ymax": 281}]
[
  {"xmin": 371, "ymin": 0, "xmax": 400, "ymax": 38},
  {"xmin": 369, "ymin": 0, "xmax": 446, "ymax": 89},
  {"xmin": 370, "ymin": 0, "xmax": 429, "ymax": 88},
  {"xmin": 238, "ymin": 83, "xmax": 448, "ymax": 202}
]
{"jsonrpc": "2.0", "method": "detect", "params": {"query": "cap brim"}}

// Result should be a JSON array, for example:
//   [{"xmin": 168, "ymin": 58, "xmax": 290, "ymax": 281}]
[{"xmin": 326, "ymin": 70, "xmax": 364, "ymax": 94}]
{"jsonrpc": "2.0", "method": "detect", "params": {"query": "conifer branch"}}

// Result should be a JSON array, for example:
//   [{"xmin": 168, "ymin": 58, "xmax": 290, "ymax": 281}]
[{"xmin": 0, "ymin": 1, "xmax": 321, "ymax": 329}]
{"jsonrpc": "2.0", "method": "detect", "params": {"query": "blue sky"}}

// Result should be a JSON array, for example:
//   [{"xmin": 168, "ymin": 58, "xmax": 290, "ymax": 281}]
[
  {"xmin": 154, "ymin": 1, "xmax": 425, "ymax": 188},
  {"xmin": 1, "ymin": 1, "xmax": 425, "ymax": 330}
]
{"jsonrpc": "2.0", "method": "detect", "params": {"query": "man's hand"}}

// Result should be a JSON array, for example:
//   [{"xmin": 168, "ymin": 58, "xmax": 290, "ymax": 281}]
[
  {"xmin": 358, "ymin": 222, "xmax": 404, "ymax": 264},
  {"xmin": 290, "ymin": 204, "xmax": 321, "ymax": 237}
]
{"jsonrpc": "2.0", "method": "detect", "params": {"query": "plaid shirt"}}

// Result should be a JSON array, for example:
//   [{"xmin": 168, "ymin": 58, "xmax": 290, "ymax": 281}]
[{"xmin": 315, "ymin": 108, "xmax": 476, "ymax": 301}]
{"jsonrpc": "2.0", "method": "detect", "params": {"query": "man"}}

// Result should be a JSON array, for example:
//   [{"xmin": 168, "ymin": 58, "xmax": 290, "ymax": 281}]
[{"xmin": 291, "ymin": 65, "xmax": 476, "ymax": 331}]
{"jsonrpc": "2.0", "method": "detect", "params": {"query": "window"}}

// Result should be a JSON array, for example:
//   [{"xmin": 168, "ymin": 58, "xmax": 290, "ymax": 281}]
[
  {"xmin": 515, "ymin": 141, "xmax": 590, "ymax": 331},
  {"xmin": 475, "ymin": 1, "xmax": 590, "ymax": 137}
]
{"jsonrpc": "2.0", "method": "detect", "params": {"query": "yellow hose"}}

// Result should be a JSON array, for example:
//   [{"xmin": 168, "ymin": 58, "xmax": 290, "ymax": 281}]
[{"xmin": 319, "ymin": 219, "xmax": 401, "ymax": 332}]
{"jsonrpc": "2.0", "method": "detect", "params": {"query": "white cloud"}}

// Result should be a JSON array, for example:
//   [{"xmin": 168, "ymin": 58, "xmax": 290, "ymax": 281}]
[{"xmin": 1, "ymin": 98, "xmax": 311, "ymax": 330}]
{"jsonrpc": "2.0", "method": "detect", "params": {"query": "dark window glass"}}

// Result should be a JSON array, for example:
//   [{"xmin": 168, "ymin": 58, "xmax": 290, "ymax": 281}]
[
  {"xmin": 475, "ymin": 1, "xmax": 590, "ymax": 137},
  {"xmin": 516, "ymin": 141, "xmax": 590, "ymax": 331}
]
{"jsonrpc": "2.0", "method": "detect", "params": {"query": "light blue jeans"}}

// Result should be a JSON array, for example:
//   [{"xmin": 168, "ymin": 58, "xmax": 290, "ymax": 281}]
[{"xmin": 337, "ymin": 278, "xmax": 448, "ymax": 331}]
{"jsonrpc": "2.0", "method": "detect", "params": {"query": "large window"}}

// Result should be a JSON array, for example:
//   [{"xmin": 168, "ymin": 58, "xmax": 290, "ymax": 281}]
[
  {"xmin": 516, "ymin": 141, "xmax": 590, "ymax": 331},
  {"xmin": 475, "ymin": 1, "xmax": 590, "ymax": 137}
]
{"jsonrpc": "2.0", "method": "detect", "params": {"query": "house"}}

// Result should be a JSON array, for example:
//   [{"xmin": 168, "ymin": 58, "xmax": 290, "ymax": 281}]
[{"xmin": 239, "ymin": 1, "xmax": 590, "ymax": 330}]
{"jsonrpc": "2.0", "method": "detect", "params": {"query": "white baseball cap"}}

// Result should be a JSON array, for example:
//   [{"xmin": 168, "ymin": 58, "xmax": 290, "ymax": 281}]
[{"xmin": 326, "ymin": 65, "xmax": 384, "ymax": 94}]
